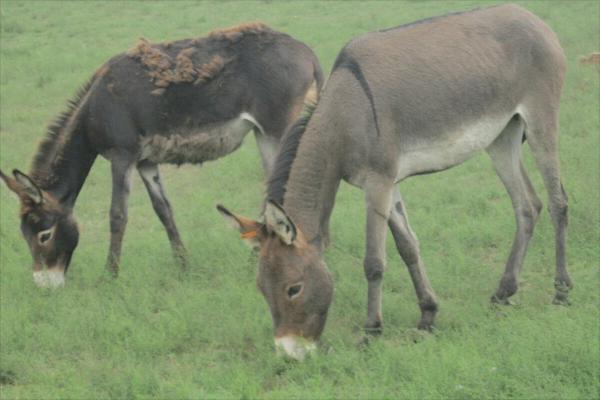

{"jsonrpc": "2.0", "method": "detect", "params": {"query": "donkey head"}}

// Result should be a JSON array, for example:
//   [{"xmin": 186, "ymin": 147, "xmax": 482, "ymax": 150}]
[
  {"xmin": 0, "ymin": 169, "xmax": 79, "ymax": 288},
  {"xmin": 217, "ymin": 201, "xmax": 333, "ymax": 360}
]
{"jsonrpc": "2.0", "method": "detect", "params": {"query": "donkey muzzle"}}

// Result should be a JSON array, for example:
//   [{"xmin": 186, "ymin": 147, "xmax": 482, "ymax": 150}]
[
  {"xmin": 274, "ymin": 335, "xmax": 317, "ymax": 361},
  {"xmin": 33, "ymin": 268, "xmax": 65, "ymax": 288}
]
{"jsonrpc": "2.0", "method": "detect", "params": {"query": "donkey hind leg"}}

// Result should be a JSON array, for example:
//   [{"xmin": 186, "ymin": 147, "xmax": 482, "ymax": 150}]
[
  {"xmin": 362, "ymin": 179, "xmax": 395, "ymax": 335},
  {"xmin": 388, "ymin": 189, "xmax": 439, "ymax": 330},
  {"xmin": 106, "ymin": 155, "xmax": 136, "ymax": 277},
  {"xmin": 522, "ymin": 110, "xmax": 572, "ymax": 305},
  {"xmin": 486, "ymin": 116, "xmax": 542, "ymax": 304},
  {"xmin": 519, "ymin": 159, "xmax": 544, "ymax": 273},
  {"xmin": 137, "ymin": 160, "xmax": 188, "ymax": 268}
]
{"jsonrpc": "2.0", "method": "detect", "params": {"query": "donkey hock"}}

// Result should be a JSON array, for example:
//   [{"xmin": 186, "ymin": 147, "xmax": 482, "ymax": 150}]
[
  {"xmin": 0, "ymin": 23, "xmax": 323, "ymax": 287},
  {"xmin": 219, "ymin": 4, "xmax": 572, "ymax": 359}
]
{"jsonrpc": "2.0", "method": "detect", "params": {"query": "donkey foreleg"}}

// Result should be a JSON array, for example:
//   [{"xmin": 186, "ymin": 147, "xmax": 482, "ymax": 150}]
[
  {"xmin": 254, "ymin": 130, "xmax": 279, "ymax": 176},
  {"xmin": 106, "ymin": 156, "xmax": 135, "ymax": 277},
  {"xmin": 137, "ymin": 161, "xmax": 187, "ymax": 268},
  {"xmin": 362, "ymin": 180, "xmax": 394, "ymax": 335},
  {"xmin": 388, "ymin": 190, "xmax": 438, "ymax": 330}
]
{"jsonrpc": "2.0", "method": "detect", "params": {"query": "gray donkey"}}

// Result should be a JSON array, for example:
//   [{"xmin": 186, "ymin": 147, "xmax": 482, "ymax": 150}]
[
  {"xmin": 218, "ymin": 4, "xmax": 572, "ymax": 360},
  {"xmin": 1, "ymin": 23, "xmax": 323, "ymax": 287}
]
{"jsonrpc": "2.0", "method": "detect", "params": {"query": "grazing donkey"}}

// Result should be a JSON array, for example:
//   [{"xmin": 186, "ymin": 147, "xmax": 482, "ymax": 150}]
[
  {"xmin": 0, "ymin": 23, "xmax": 323, "ymax": 288},
  {"xmin": 218, "ymin": 4, "xmax": 572, "ymax": 360}
]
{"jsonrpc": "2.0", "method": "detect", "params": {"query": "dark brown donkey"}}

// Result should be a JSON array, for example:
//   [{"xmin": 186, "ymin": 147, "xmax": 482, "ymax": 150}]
[
  {"xmin": 0, "ymin": 23, "xmax": 323, "ymax": 288},
  {"xmin": 218, "ymin": 5, "xmax": 572, "ymax": 360}
]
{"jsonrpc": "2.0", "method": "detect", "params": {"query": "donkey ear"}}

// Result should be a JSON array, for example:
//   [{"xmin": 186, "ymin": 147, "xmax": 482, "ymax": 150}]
[
  {"xmin": 264, "ymin": 200, "xmax": 297, "ymax": 245},
  {"xmin": 12, "ymin": 169, "xmax": 43, "ymax": 204},
  {"xmin": 216, "ymin": 204, "xmax": 264, "ymax": 247},
  {"xmin": 0, "ymin": 169, "xmax": 23, "ymax": 195}
]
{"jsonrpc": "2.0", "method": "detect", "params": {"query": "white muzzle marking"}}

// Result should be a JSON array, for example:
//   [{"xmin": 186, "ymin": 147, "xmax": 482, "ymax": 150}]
[
  {"xmin": 33, "ymin": 270, "xmax": 65, "ymax": 288},
  {"xmin": 274, "ymin": 336, "xmax": 316, "ymax": 361}
]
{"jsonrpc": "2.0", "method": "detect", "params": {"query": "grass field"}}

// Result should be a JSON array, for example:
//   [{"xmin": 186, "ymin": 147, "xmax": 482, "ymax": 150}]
[{"xmin": 1, "ymin": 1, "xmax": 599, "ymax": 399}]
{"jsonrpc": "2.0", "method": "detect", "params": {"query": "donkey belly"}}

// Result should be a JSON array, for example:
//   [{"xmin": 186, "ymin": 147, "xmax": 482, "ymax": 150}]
[
  {"xmin": 139, "ymin": 113, "xmax": 258, "ymax": 165},
  {"xmin": 396, "ymin": 113, "xmax": 514, "ymax": 181}
]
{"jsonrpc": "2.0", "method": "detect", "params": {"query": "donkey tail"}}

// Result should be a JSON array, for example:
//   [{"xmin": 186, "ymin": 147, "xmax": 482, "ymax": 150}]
[
  {"xmin": 313, "ymin": 58, "xmax": 325, "ymax": 98},
  {"xmin": 302, "ymin": 57, "xmax": 324, "ymax": 109}
]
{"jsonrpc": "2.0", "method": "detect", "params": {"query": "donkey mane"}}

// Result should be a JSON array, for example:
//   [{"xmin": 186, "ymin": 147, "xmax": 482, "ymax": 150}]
[
  {"xmin": 267, "ymin": 104, "xmax": 316, "ymax": 205},
  {"xmin": 30, "ymin": 77, "xmax": 95, "ymax": 188}
]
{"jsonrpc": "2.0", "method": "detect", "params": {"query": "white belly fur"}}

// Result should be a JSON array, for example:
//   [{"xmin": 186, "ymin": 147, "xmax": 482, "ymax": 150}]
[
  {"xmin": 396, "ymin": 113, "xmax": 515, "ymax": 181},
  {"xmin": 139, "ymin": 112, "xmax": 260, "ymax": 164}
]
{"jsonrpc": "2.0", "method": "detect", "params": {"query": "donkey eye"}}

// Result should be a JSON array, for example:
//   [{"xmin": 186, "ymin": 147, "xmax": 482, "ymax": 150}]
[
  {"xmin": 287, "ymin": 283, "xmax": 303, "ymax": 299},
  {"xmin": 38, "ymin": 228, "xmax": 54, "ymax": 244}
]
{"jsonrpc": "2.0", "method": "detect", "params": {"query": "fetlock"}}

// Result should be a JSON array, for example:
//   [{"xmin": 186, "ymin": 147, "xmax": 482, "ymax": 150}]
[{"xmin": 418, "ymin": 298, "xmax": 438, "ymax": 331}]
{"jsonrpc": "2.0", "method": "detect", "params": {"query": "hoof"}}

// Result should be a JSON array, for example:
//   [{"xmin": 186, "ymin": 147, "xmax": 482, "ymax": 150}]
[
  {"xmin": 174, "ymin": 250, "xmax": 189, "ymax": 270},
  {"xmin": 553, "ymin": 279, "xmax": 572, "ymax": 306},
  {"xmin": 417, "ymin": 320, "xmax": 434, "ymax": 332},
  {"xmin": 176, "ymin": 257, "xmax": 190, "ymax": 271},
  {"xmin": 492, "ymin": 278, "xmax": 518, "ymax": 304},
  {"xmin": 552, "ymin": 296, "xmax": 571, "ymax": 306},
  {"xmin": 405, "ymin": 327, "xmax": 432, "ymax": 343},
  {"xmin": 552, "ymin": 291, "xmax": 571, "ymax": 306},
  {"xmin": 357, "ymin": 335, "xmax": 372, "ymax": 347},
  {"xmin": 105, "ymin": 266, "xmax": 119, "ymax": 279},
  {"xmin": 417, "ymin": 308, "xmax": 437, "ymax": 331},
  {"xmin": 491, "ymin": 295, "xmax": 516, "ymax": 306},
  {"xmin": 364, "ymin": 321, "xmax": 382, "ymax": 337},
  {"xmin": 364, "ymin": 327, "xmax": 383, "ymax": 337},
  {"xmin": 417, "ymin": 300, "xmax": 438, "ymax": 332}
]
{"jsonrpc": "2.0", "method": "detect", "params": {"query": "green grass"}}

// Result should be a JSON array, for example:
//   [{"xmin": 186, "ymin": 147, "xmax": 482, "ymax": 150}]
[{"xmin": 1, "ymin": 1, "xmax": 598, "ymax": 399}]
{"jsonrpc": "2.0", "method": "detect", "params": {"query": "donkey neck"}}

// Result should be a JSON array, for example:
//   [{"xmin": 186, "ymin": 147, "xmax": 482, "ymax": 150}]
[
  {"xmin": 39, "ymin": 130, "xmax": 97, "ymax": 208},
  {"xmin": 283, "ymin": 123, "xmax": 342, "ymax": 246},
  {"xmin": 30, "ymin": 87, "xmax": 97, "ymax": 208}
]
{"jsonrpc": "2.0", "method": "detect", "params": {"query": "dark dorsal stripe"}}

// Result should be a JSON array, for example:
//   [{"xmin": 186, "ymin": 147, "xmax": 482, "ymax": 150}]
[
  {"xmin": 332, "ymin": 51, "xmax": 381, "ymax": 137},
  {"xmin": 30, "ymin": 78, "xmax": 95, "ymax": 188},
  {"xmin": 266, "ymin": 105, "xmax": 316, "ymax": 205}
]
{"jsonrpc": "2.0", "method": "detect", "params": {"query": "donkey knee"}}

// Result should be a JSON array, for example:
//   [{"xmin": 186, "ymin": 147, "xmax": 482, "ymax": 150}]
[
  {"xmin": 520, "ymin": 206, "xmax": 538, "ymax": 236},
  {"xmin": 556, "ymin": 200, "xmax": 568, "ymax": 221},
  {"xmin": 548, "ymin": 199, "xmax": 568, "ymax": 228},
  {"xmin": 363, "ymin": 256, "xmax": 385, "ymax": 282},
  {"xmin": 109, "ymin": 210, "xmax": 128, "ymax": 233}
]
